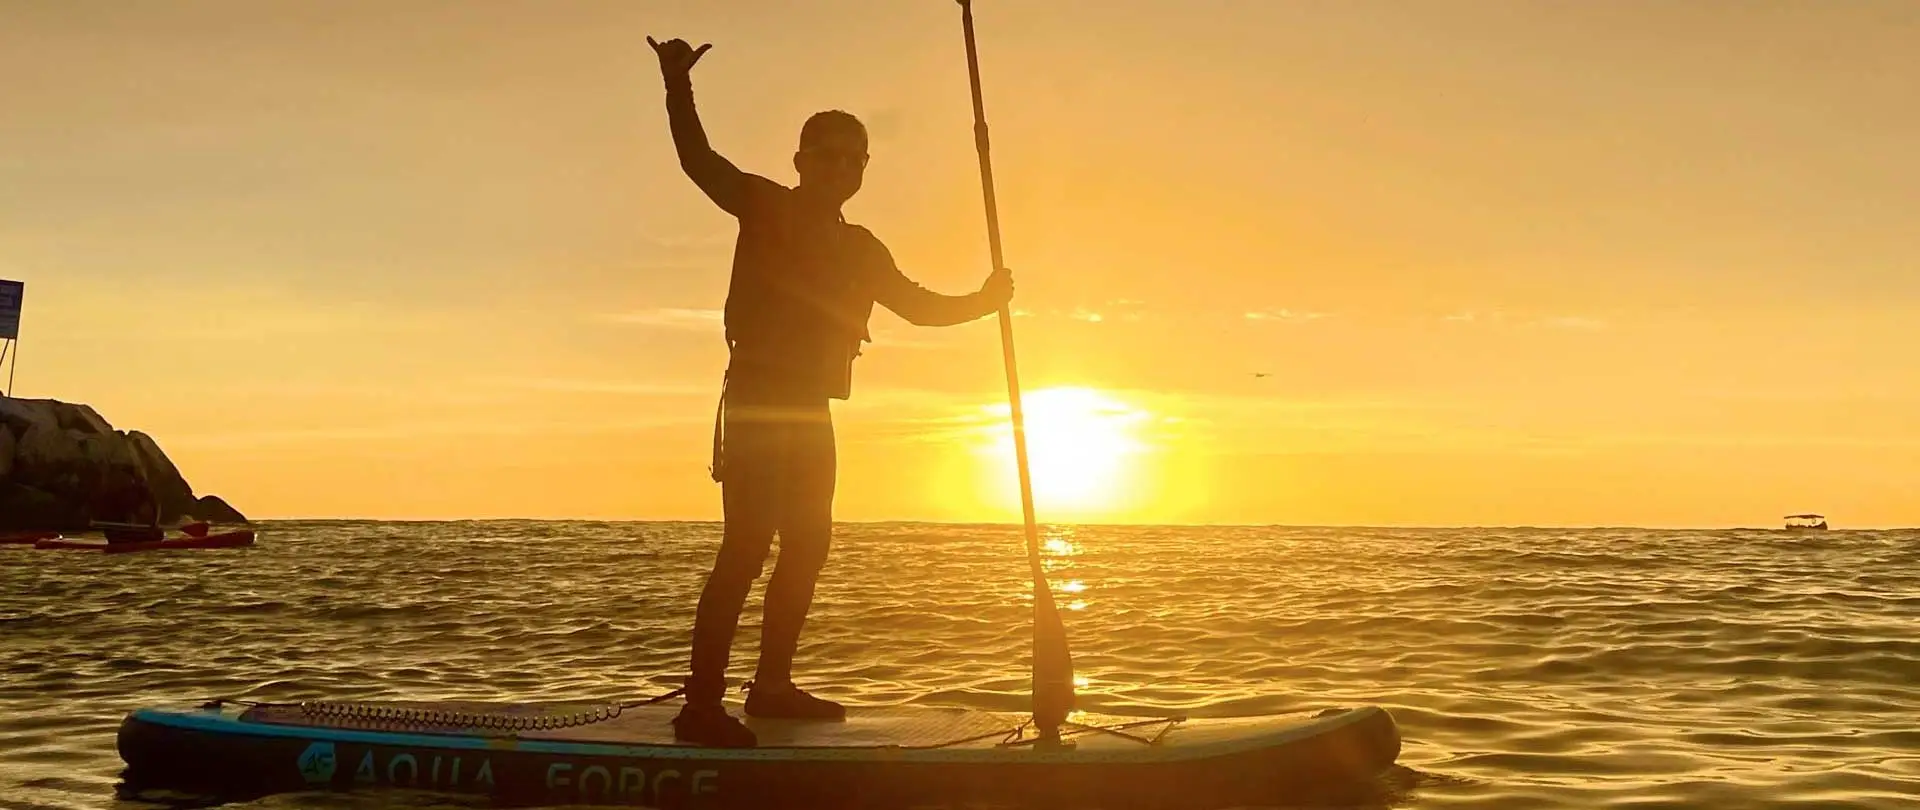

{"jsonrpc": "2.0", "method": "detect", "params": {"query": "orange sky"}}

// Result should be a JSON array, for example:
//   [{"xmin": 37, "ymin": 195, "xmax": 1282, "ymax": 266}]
[{"xmin": 3, "ymin": 1, "xmax": 1916, "ymax": 527}]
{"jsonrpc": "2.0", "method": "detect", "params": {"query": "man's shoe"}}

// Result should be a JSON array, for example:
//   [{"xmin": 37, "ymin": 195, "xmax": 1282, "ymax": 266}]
[
  {"xmin": 743, "ymin": 680, "xmax": 847, "ymax": 721},
  {"xmin": 671, "ymin": 702, "xmax": 758, "ymax": 747}
]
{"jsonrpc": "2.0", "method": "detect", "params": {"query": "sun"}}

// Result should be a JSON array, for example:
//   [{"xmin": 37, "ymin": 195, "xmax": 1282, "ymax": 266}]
[{"xmin": 977, "ymin": 386, "xmax": 1151, "ymax": 518}]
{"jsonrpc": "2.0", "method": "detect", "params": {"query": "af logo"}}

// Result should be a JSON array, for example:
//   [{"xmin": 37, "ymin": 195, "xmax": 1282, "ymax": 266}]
[{"xmin": 298, "ymin": 741, "xmax": 337, "ymax": 784}]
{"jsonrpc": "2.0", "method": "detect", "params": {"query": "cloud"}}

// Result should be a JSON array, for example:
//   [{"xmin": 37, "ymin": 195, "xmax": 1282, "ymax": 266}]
[
  {"xmin": 199, "ymin": 380, "xmax": 515, "ymax": 403},
  {"xmin": 37, "ymin": 282, "xmax": 465, "ymax": 342},
  {"xmin": 1438, "ymin": 311, "xmax": 1608, "ymax": 330},
  {"xmin": 1244, "ymin": 309, "xmax": 1332, "ymax": 323},
  {"xmin": 1536, "ymin": 316, "xmax": 1608, "ymax": 331},
  {"xmin": 635, "ymin": 233, "xmax": 735, "ymax": 252},
  {"xmin": 597, "ymin": 308, "xmax": 724, "ymax": 330},
  {"xmin": 489, "ymin": 378, "xmax": 712, "ymax": 397},
  {"xmin": 997, "ymin": 302, "xmax": 1149, "ymax": 324},
  {"xmin": 162, "ymin": 415, "xmax": 707, "ymax": 449},
  {"xmin": 1098, "ymin": 299, "xmax": 1149, "ymax": 323}
]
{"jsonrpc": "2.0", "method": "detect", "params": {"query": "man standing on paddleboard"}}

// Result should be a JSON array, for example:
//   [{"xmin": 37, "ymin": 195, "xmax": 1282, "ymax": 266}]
[{"xmin": 649, "ymin": 36, "xmax": 1014, "ymax": 747}]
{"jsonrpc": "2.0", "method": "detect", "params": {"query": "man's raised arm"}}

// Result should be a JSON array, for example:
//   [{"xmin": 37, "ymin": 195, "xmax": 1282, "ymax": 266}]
[{"xmin": 650, "ymin": 36, "xmax": 756, "ymax": 218}]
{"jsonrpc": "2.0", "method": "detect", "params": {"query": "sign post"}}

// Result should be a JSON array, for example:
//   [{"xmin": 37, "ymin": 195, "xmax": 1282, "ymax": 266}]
[{"xmin": 0, "ymin": 279, "xmax": 22, "ymax": 397}]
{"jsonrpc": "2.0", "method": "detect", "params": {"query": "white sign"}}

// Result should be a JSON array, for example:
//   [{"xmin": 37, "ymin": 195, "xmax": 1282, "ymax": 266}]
[{"xmin": 0, "ymin": 280, "xmax": 20, "ymax": 340}]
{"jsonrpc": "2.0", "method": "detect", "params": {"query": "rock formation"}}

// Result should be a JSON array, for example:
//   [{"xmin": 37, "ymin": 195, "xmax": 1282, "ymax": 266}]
[{"xmin": 0, "ymin": 397, "xmax": 247, "ymax": 531}]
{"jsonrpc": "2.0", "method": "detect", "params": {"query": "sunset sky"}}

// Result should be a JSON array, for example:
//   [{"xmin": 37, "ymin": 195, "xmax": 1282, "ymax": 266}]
[{"xmin": 4, "ymin": 1, "xmax": 1916, "ymax": 527}]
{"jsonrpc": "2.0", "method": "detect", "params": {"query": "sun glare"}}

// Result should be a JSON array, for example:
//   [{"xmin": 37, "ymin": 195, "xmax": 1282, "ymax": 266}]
[{"xmin": 977, "ymin": 387, "xmax": 1151, "ymax": 518}]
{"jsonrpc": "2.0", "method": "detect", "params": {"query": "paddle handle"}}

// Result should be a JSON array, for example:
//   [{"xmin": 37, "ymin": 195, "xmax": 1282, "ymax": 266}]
[{"xmin": 955, "ymin": 3, "xmax": 1030, "ymax": 529}]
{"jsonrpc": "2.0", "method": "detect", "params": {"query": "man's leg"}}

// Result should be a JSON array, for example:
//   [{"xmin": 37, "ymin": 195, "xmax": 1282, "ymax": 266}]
[
  {"xmin": 685, "ymin": 479, "xmax": 776, "ymax": 703},
  {"xmin": 745, "ymin": 408, "xmax": 844, "ymax": 719},
  {"xmin": 675, "ymin": 414, "xmax": 780, "ymax": 746}
]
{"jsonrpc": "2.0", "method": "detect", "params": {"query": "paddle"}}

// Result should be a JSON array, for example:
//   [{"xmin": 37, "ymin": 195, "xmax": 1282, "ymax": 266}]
[{"xmin": 954, "ymin": 0, "xmax": 1076, "ymax": 745}]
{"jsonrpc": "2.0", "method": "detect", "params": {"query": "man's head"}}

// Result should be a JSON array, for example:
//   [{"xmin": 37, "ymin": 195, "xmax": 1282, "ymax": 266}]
[{"xmin": 793, "ymin": 110, "xmax": 868, "ymax": 206}]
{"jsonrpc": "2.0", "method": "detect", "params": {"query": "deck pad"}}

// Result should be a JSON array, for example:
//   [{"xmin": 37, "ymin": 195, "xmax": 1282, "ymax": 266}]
[{"xmin": 243, "ymin": 700, "xmax": 1028, "ymax": 749}]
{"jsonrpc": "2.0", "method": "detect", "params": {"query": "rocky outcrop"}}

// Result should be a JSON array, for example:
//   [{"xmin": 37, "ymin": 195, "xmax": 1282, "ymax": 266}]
[
  {"xmin": 0, "ymin": 424, "xmax": 13, "ymax": 480},
  {"xmin": 127, "ymin": 430, "xmax": 196, "ymax": 522},
  {"xmin": 0, "ymin": 397, "xmax": 248, "ymax": 532}
]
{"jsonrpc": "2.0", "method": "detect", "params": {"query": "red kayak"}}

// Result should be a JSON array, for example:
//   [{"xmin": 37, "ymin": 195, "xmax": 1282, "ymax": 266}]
[
  {"xmin": 1, "ymin": 531, "xmax": 61, "ymax": 546},
  {"xmin": 102, "ymin": 529, "xmax": 255, "ymax": 555},
  {"xmin": 35, "ymin": 529, "xmax": 256, "ymax": 553}
]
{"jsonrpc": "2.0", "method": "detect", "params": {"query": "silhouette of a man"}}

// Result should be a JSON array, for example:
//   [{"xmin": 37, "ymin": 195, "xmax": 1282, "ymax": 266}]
[{"xmin": 650, "ymin": 36, "xmax": 1013, "ymax": 747}]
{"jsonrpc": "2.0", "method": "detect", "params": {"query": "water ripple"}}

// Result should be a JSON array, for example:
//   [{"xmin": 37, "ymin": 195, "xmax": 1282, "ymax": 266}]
[{"xmin": 2, "ymin": 521, "xmax": 1917, "ymax": 809}]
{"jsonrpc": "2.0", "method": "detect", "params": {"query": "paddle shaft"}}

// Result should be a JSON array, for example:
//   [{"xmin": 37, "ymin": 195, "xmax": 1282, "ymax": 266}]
[{"xmin": 955, "ymin": 0, "xmax": 1075, "ymax": 742}]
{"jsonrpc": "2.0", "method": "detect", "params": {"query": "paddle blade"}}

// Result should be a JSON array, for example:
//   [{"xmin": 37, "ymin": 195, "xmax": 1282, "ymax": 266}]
[{"xmin": 1031, "ymin": 573, "xmax": 1076, "ymax": 733}]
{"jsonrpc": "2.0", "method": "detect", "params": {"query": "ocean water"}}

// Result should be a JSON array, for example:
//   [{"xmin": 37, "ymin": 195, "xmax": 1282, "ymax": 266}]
[{"xmin": 2, "ymin": 521, "xmax": 1917, "ymax": 809}]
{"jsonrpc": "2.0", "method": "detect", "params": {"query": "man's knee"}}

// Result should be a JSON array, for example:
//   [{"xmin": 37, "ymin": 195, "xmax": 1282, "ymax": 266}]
[
  {"xmin": 772, "ymin": 529, "xmax": 832, "ymax": 576},
  {"xmin": 712, "ymin": 527, "xmax": 775, "ymax": 583}
]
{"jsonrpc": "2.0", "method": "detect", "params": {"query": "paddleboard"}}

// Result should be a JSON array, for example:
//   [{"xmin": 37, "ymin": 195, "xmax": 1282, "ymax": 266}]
[{"xmin": 118, "ymin": 697, "xmax": 1399, "ymax": 808}]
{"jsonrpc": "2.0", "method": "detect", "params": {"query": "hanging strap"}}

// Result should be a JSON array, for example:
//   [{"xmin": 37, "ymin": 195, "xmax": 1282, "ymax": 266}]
[
  {"xmin": 709, "ymin": 371, "xmax": 728, "ymax": 483},
  {"xmin": 709, "ymin": 343, "xmax": 732, "ymax": 483}
]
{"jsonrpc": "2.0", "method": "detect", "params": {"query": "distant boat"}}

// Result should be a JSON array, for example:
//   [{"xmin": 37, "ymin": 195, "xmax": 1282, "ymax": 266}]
[{"xmin": 1784, "ymin": 514, "xmax": 1828, "ymax": 531}]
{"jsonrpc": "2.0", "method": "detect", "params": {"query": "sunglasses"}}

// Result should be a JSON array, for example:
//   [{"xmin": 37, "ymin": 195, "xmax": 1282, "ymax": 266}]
[{"xmin": 800, "ymin": 148, "xmax": 869, "ymax": 169}]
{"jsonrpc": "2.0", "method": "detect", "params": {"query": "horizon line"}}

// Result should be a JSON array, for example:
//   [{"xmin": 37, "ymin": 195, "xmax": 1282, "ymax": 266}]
[{"xmin": 237, "ymin": 516, "xmax": 1911, "ymax": 531}]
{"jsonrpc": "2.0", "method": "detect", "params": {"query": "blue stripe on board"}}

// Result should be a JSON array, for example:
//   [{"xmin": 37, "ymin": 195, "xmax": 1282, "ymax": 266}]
[
  {"xmin": 128, "ymin": 706, "xmax": 1367, "ymax": 765},
  {"xmin": 132, "ymin": 709, "xmax": 904, "ymax": 763}
]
